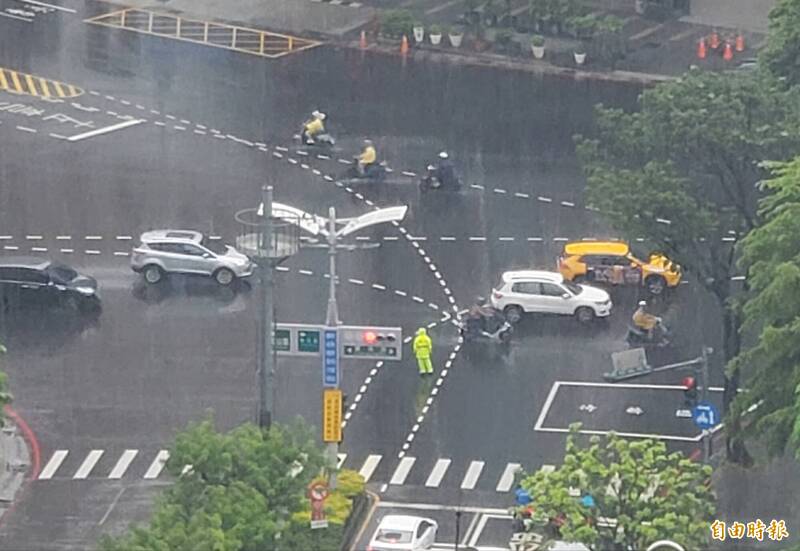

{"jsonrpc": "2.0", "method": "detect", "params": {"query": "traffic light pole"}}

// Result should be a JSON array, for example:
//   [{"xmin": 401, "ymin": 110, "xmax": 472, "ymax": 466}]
[
  {"xmin": 325, "ymin": 207, "xmax": 340, "ymax": 489},
  {"xmin": 700, "ymin": 346, "xmax": 711, "ymax": 462}
]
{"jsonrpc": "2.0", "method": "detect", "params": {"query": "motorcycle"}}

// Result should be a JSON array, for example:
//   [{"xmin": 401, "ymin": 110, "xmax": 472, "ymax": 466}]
[
  {"xmin": 459, "ymin": 308, "xmax": 514, "ymax": 344},
  {"xmin": 295, "ymin": 130, "xmax": 336, "ymax": 149},
  {"xmin": 626, "ymin": 320, "xmax": 671, "ymax": 348},
  {"xmin": 419, "ymin": 164, "xmax": 462, "ymax": 193},
  {"xmin": 344, "ymin": 157, "xmax": 388, "ymax": 183}
]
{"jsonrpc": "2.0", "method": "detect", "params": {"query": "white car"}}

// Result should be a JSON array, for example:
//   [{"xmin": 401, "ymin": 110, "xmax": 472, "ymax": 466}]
[
  {"xmin": 490, "ymin": 270, "xmax": 612, "ymax": 324},
  {"xmin": 367, "ymin": 515, "xmax": 438, "ymax": 551}
]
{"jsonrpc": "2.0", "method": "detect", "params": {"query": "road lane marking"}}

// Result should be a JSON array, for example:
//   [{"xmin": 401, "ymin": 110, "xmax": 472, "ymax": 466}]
[
  {"xmin": 337, "ymin": 453, "xmax": 347, "ymax": 468},
  {"xmin": 19, "ymin": 0, "xmax": 76, "ymax": 13},
  {"xmin": 67, "ymin": 119, "xmax": 145, "ymax": 142},
  {"xmin": 39, "ymin": 450, "xmax": 68, "ymax": 479},
  {"xmin": 496, "ymin": 463, "xmax": 521, "ymax": 492},
  {"xmin": 461, "ymin": 461, "xmax": 484, "ymax": 490},
  {"xmin": 108, "ymin": 449, "xmax": 138, "ymax": 479},
  {"xmin": 425, "ymin": 459, "xmax": 451, "ymax": 488},
  {"xmin": 0, "ymin": 11, "xmax": 32, "ymax": 21},
  {"xmin": 359, "ymin": 455, "xmax": 382, "ymax": 482},
  {"xmin": 73, "ymin": 450, "xmax": 104, "ymax": 479},
  {"xmin": 16, "ymin": 126, "xmax": 36, "ymax": 133},
  {"xmin": 390, "ymin": 457, "xmax": 416, "ymax": 485},
  {"xmin": 143, "ymin": 450, "xmax": 169, "ymax": 479},
  {"xmin": 541, "ymin": 464, "xmax": 556, "ymax": 473}
]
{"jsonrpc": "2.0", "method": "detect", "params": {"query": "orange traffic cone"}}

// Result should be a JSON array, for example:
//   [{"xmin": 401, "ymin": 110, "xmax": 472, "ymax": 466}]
[
  {"xmin": 400, "ymin": 34, "xmax": 409, "ymax": 54},
  {"xmin": 697, "ymin": 37, "xmax": 707, "ymax": 59},
  {"xmin": 360, "ymin": 30, "xmax": 367, "ymax": 49},
  {"xmin": 735, "ymin": 32, "xmax": 745, "ymax": 52},
  {"xmin": 723, "ymin": 41, "xmax": 733, "ymax": 61},
  {"xmin": 709, "ymin": 30, "xmax": 720, "ymax": 49}
]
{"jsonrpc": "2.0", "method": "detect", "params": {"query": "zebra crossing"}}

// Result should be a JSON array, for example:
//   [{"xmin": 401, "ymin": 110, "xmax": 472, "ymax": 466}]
[{"xmin": 36, "ymin": 448, "xmax": 553, "ymax": 493}]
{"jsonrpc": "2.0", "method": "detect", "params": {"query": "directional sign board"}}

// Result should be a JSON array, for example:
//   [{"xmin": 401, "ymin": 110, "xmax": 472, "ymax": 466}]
[
  {"xmin": 322, "ymin": 389, "xmax": 343, "ymax": 443},
  {"xmin": 322, "ymin": 328, "xmax": 339, "ymax": 387},
  {"xmin": 692, "ymin": 401, "xmax": 720, "ymax": 430},
  {"xmin": 273, "ymin": 323, "xmax": 401, "ymax": 360}
]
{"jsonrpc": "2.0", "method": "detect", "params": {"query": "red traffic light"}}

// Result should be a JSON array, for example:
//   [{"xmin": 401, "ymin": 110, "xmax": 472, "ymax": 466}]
[
  {"xmin": 363, "ymin": 331, "xmax": 378, "ymax": 344},
  {"xmin": 682, "ymin": 376, "xmax": 697, "ymax": 390}
]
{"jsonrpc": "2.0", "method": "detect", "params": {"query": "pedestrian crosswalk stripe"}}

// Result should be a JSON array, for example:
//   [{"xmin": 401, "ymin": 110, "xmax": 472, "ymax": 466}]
[
  {"xmin": 496, "ymin": 463, "xmax": 521, "ymax": 492},
  {"xmin": 461, "ymin": 460, "xmax": 485, "ymax": 490},
  {"xmin": 390, "ymin": 457, "xmax": 416, "ymax": 485},
  {"xmin": 425, "ymin": 458, "xmax": 451, "ymax": 488},
  {"xmin": 73, "ymin": 449, "xmax": 104, "ymax": 479},
  {"xmin": 359, "ymin": 454, "xmax": 382, "ymax": 483},
  {"xmin": 541, "ymin": 464, "xmax": 556, "ymax": 473},
  {"xmin": 143, "ymin": 450, "xmax": 169, "ymax": 479},
  {"xmin": 0, "ymin": 67, "xmax": 84, "ymax": 98},
  {"xmin": 39, "ymin": 450, "xmax": 68, "ymax": 480},
  {"xmin": 108, "ymin": 449, "xmax": 138, "ymax": 479}
]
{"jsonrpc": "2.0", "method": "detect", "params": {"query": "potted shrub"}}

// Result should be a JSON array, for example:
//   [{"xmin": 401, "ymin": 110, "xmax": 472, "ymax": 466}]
[
  {"xmin": 429, "ymin": 24, "xmax": 443, "ymax": 45},
  {"xmin": 413, "ymin": 21, "xmax": 425, "ymax": 43},
  {"xmin": 573, "ymin": 43, "xmax": 586, "ymax": 65},
  {"xmin": 494, "ymin": 28, "xmax": 514, "ymax": 53},
  {"xmin": 530, "ymin": 34, "xmax": 545, "ymax": 58},
  {"xmin": 380, "ymin": 10, "xmax": 415, "ymax": 40},
  {"xmin": 449, "ymin": 25, "xmax": 465, "ymax": 47}
]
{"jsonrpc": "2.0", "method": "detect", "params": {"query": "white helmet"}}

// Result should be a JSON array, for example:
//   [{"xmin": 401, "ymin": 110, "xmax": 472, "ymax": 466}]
[
  {"xmin": 311, "ymin": 110, "xmax": 321, "ymax": 118},
  {"xmin": 317, "ymin": 112, "xmax": 326, "ymax": 121},
  {"xmin": 638, "ymin": 300, "xmax": 647, "ymax": 307},
  {"xmin": 439, "ymin": 151, "xmax": 449, "ymax": 159},
  {"xmin": 364, "ymin": 139, "xmax": 373, "ymax": 145}
]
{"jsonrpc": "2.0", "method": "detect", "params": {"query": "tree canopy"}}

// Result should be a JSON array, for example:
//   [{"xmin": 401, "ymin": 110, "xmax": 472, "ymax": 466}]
[
  {"xmin": 730, "ymin": 157, "xmax": 800, "ymax": 459},
  {"xmin": 520, "ymin": 426, "xmax": 715, "ymax": 551},
  {"xmin": 99, "ymin": 417, "xmax": 357, "ymax": 551},
  {"xmin": 760, "ymin": 0, "xmax": 800, "ymax": 88}
]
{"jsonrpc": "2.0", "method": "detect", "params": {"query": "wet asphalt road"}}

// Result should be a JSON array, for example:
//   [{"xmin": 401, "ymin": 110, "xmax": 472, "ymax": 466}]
[{"xmin": 0, "ymin": 2, "xmax": 727, "ymax": 549}]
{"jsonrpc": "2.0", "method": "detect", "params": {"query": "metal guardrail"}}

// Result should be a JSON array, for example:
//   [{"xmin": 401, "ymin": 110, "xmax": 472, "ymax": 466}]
[{"xmin": 86, "ymin": 9, "xmax": 321, "ymax": 59}]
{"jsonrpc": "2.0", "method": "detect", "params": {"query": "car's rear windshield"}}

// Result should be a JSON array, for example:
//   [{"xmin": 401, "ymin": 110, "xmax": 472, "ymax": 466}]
[
  {"xmin": 47, "ymin": 263, "xmax": 78, "ymax": 283},
  {"xmin": 376, "ymin": 529, "xmax": 413, "ymax": 543},
  {"xmin": 201, "ymin": 237, "xmax": 228, "ymax": 255}
]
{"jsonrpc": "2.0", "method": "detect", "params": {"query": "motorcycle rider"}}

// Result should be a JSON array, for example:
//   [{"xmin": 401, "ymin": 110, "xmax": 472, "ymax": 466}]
[
  {"xmin": 466, "ymin": 296, "xmax": 497, "ymax": 337},
  {"xmin": 301, "ymin": 110, "xmax": 326, "ymax": 145},
  {"xmin": 632, "ymin": 300, "xmax": 665, "ymax": 341},
  {"xmin": 432, "ymin": 151, "xmax": 457, "ymax": 189},
  {"xmin": 357, "ymin": 139, "xmax": 377, "ymax": 176}
]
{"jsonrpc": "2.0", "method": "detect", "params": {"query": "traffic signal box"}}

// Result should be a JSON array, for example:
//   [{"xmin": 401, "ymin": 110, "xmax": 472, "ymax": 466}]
[{"xmin": 338, "ymin": 326, "xmax": 402, "ymax": 360}]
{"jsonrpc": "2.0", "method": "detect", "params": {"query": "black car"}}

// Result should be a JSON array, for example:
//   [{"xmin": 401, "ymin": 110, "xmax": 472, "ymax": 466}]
[{"xmin": 0, "ymin": 257, "xmax": 100, "ymax": 312}]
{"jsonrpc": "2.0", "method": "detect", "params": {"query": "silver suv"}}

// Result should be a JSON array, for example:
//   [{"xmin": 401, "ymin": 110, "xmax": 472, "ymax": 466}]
[{"xmin": 131, "ymin": 230, "xmax": 255, "ymax": 286}]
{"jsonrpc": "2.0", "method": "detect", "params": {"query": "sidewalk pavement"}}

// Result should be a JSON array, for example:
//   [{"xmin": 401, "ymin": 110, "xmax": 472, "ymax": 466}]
[{"xmin": 0, "ymin": 421, "xmax": 30, "ymax": 522}]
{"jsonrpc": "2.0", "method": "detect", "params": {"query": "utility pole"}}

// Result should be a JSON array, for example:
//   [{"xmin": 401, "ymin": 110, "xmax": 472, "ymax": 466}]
[
  {"xmin": 700, "ymin": 345, "xmax": 711, "ymax": 462},
  {"xmin": 258, "ymin": 185, "xmax": 275, "ymax": 430},
  {"xmin": 325, "ymin": 206, "xmax": 340, "ymax": 489}
]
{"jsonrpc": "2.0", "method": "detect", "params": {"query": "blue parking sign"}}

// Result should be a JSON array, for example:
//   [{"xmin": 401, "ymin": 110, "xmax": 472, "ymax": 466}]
[
  {"xmin": 322, "ymin": 328, "xmax": 339, "ymax": 387},
  {"xmin": 692, "ymin": 401, "xmax": 720, "ymax": 430}
]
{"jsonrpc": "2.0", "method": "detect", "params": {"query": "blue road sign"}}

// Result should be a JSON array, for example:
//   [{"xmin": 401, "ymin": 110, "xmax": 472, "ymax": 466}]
[
  {"xmin": 692, "ymin": 401, "xmax": 720, "ymax": 430},
  {"xmin": 323, "ymin": 328, "xmax": 339, "ymax": 387}
]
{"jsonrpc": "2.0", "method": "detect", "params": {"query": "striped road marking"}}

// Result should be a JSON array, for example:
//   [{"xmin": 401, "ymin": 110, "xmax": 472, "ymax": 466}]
[
  {"xmin": 390, "ymin": 457, "xmax": 416, "ymax": 485},
  {"xmin": 0, "ymin": 67, "xmax": 83, "ymax": 98},
  {"xmin": 39, "ymin": 450, "xmax": 68, "ymax": 480},
  {"xmin": 73, "ymin": 450, "xmax": 104, "ymax": 479},
  {"xmin": 359, "ymin": 454, "xmax": 382, "ymax": 483},
  {"xmin": 496, "ymin": 463, "xmax": 521, "ymax": 492},
  {"xmin": 143, "ymin": 450, "xmax": 169, "ymax": 479},
  {"xmin": 108, "ymin": 449, "xmax": 138, "ymax": 479},
  {"xmin": 424, "ymin": 458, "xmax": 451, "ymax": 488},
  {"xmin": 460, "ymin": 460, "xmax": 485, "ymax": 490}
]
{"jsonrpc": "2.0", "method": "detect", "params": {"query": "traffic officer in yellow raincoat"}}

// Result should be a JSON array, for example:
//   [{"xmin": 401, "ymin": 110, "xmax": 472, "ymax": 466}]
[{"xmin": 413, "ymin": 327, "xmax": 434, "ymax": 375}]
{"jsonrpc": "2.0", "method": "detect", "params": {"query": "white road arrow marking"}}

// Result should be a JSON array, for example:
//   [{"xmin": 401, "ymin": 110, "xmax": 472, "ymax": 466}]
[{"xmin": 626, "ymin": 406, "xmax": 644, "ymax": 415}]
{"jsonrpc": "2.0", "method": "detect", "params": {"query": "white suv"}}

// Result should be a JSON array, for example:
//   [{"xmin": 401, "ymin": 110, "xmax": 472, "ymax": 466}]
[
  {"xmin": 131, "ymin": 230, "xmax": 255, "ymax": 286},
  {"xmin": 490, "ymin": 270, "xmax": 612, "ymax": 324}
]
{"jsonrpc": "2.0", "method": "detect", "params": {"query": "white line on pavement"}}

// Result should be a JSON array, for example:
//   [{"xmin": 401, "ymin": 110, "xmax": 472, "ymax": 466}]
[
  {"xmin": 108, "ymin": 449, "xmax": 138, "ymax": 479},
  {"xmin": 496, "ymin": 463, "xmax": 521, "ymax": 492},
  {"xmin": 39, "ymin": 450, "xmax": 68, "ymax": 480},
  {"xmin": 143, "ymin": 450, "xmax": 169, "ymax": 479},
  {"xmin": 16, "ymin": 126, "xmax": 36, "ymax": 133},
  {"xmin": 359, "ymin": 455, "xmax": 382, "ymax": 482},
  {"xmin": 67, "ymin": 119, "xmax": 145, "ymax": 142},
  {"xmin": 390, "ymin": 457, "xmax": 416, "ymax": 485},
  {"xmin": 0, "ymin": 11, "xmax": 32, "ymax": 21},
  {"xmin": 460, "ymin": 460, "xmax": 485, "ymax": 490},
  {"xmin": 425, "ymin": 459, "xmax": 451, "ymax": 488},
  {"xmin": 73, "ymin": 450, "xmax": 104, "ymax": 479}
]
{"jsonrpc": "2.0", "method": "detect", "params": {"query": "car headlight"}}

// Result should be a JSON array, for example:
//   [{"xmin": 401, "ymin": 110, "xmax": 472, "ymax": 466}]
[{"xmin": 75, "ymin": 286, "xmax": 96, "ymax": 296}]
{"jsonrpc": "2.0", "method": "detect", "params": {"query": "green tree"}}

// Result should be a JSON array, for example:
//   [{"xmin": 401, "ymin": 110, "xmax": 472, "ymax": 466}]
[
  {"xmin": 0, "ymin": 342, "xmax": 12, "ymax": 427},
  {"xmin": 575, "ymin": 69, "xmax": 800, "ymax": 462},
  {"xmin": 100, "ymin": 417, "xmax": 327, "ymax": 551},
  {"xmin": 760, "ymin": 0, "xmax": 800, "ymax": 87},
  {"xmin": 520, "ymin": 425, "xmax": 714, "ymax": 551},
  {"xmin": 730, "ymin": 157, "xmax": 800, "ymax": 459}
]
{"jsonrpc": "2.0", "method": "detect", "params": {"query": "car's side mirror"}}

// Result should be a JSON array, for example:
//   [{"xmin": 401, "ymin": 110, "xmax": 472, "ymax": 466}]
[
  {"xmin": 562, "ymin": 293, "xmax": 571, "ymax": 299},
  {"xmin": 202, "ymin": 253, "xmax": 211, "ymax": 258}
]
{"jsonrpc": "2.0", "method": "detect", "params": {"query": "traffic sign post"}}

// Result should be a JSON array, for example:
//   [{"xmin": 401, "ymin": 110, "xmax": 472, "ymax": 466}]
[
  {"xmin": 308, "ymin": 481, "xmax": 330, "ymax": 529},
  {"xmin": 322, "ymin": 389, "xmax": 343, "ymax": 443}
]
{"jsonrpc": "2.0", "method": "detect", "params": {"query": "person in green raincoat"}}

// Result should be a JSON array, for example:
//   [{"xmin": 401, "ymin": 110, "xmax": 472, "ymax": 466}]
[{"xmin": 413, "ymin": 327, "xmax": 433, "ymax": 375}]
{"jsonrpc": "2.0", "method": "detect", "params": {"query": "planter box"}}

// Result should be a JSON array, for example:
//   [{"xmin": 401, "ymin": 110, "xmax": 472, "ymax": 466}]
[
  {"xmin": 430, "ymin": 33, "xmax": 442, "ymax": 45},
  {"xmin": 531, "ymin": 45, "xmax": 545, "ymax": 59},
  {"xmin": 413, "ymin": 26, "xmax": 424, "ymax": 43},
  {"xmin": 449, "ymin": 33, "xmax": 464, "ymax": 47},
  {"xmin": 574, "ymin": 51, "xmax": 586, "ymax": 65}
]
